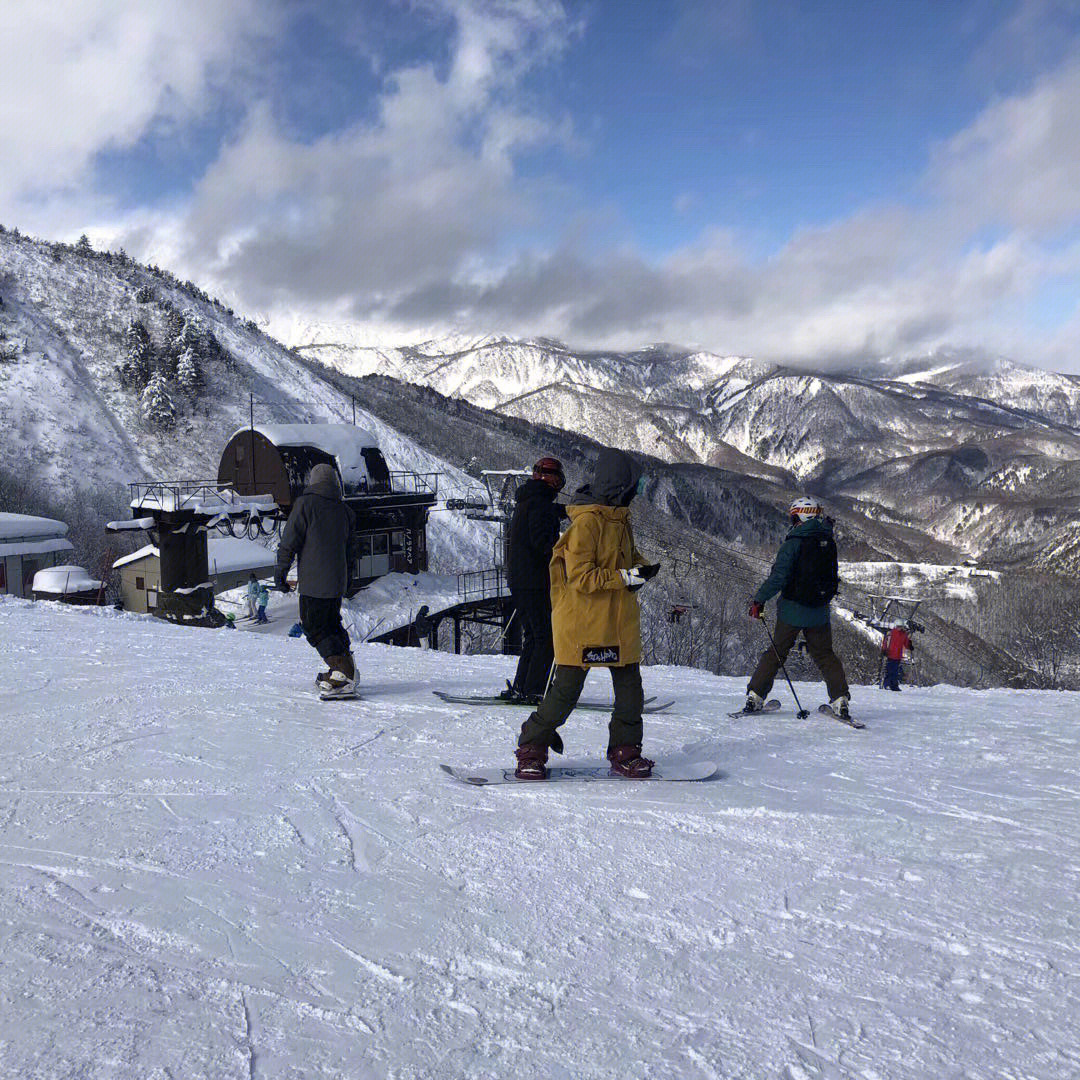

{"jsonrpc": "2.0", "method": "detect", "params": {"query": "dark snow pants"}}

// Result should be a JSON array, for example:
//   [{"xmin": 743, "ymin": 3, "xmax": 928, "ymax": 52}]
[
  {"xmin": 517, "ymin": 663, "xmax": 645, "ymax": 755},
  {"xmin": 884, "ymin": 658, "xmax": 903, "ymax": 691},
  {"xmin": 510, "ymin": 588, "xmax": 554, "ymax": 698},
  {"xmin": 748, "ymin": 619, "xmax": 849, "ymax": 702},
  {"xmin": 299, "ymin": 595, "xmax": 350, "ymax": 660}
]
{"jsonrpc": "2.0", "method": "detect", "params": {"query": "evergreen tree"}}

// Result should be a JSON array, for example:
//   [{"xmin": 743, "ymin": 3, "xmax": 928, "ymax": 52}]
[
  {"xmin": 75, "ymin": 234, "xmax": 92, "ymax": 256},
  {"xmin": 120, "ymin": 318, "xmax": 153, "ymax": 388},
  {"xmin": 141, "ymin": 372, "xmax": 176, "ymax": 430},
  {"xmin": 176, "ymin": 347, "xmax": 202, "ymax": 396}
]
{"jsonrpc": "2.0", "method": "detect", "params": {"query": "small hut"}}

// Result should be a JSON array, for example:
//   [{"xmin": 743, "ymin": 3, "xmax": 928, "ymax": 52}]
[
  {"xmin": 218, "ymin": 424, "xmax": 391, "ymax": 507},
  {"xmin": 32, "ymin": 565, "xmax": 104, "ymax": 605},
  {"xmin": 0, "ymin": 513, "xmax": 76, "ymax": 598}
]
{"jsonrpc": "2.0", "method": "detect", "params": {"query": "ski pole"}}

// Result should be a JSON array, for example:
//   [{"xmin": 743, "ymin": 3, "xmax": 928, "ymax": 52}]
[
  {"xmin": 541, "ymin": 659, "xmax": 557, "ymax": 700},
  {"xmin": 491, "ymin": 606, "xmax": 518, "ymax": 648},
  {"xmin": 758, "ymin": 616, "xmax": 809, "ymax": 719}
]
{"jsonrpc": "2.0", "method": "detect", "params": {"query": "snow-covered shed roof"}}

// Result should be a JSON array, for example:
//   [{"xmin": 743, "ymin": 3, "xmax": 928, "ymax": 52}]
[
  {"xmin": 32, "ymin": 565, "xmax": 102, "ymax": 594},
  {"xmin": 113, "ymin": 538, "xmax": 277, "ymax": 575},
  {"xmin": 0, "ymin": 512, "xmax": 70, "ymax": 544},
  {"xmin": 231, "ymin": 424, "xmax": 380, "ymax": 492},
  {"xmin": 0, "ymin": 513, "xmax": 74, "ymax": 558}
]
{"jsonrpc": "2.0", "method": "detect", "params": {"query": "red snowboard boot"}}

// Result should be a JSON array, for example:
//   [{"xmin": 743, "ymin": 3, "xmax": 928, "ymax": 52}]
[
  {"xmin": 514, "ymin": 742, "xmax": 548, "ymax": 780},
  {"xmin": 607, "ymin": 745, "xmax": 655, "ymax": 779}
]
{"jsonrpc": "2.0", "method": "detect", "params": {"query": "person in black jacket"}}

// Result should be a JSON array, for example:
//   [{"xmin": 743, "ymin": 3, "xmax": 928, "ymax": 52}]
[
  {"xmin": 503, "ymin": 457, "xmax": 567, "ymax": 702},
  {"xmin": 275, "ymin": 462, "xmax": 359, "ymax": 698}
]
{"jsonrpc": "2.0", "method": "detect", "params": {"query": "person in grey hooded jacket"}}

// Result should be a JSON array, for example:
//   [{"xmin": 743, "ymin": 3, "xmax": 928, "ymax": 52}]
[{"xmin": 276, "ymin": 462, "xmax": 359, "ymax": 695}]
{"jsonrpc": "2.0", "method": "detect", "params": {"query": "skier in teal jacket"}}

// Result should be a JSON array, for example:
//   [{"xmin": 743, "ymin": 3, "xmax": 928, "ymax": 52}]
[{"xmin": 742, "ymin": 497, "xmax": 851, "ymax": 720}]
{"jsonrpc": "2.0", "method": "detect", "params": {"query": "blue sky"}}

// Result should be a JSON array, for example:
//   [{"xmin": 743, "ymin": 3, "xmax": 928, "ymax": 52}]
[{"xmin": 3, "ymin": 0, "xmax": 1080, "ymax": 369}]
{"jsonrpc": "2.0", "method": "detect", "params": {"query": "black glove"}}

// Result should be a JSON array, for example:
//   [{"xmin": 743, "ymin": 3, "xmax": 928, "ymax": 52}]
[{"xmin": 274, "ymin": 569, "xmax": 292, "ymax": 593}]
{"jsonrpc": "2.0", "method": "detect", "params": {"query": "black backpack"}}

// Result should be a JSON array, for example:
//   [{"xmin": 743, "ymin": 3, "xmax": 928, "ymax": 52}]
[{"xmin": 782, "ymin": 533, "xmax": 839, "ymax": 607}]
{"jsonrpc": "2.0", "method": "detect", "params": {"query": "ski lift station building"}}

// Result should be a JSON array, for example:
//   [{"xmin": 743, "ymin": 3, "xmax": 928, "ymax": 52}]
[
  {"xmin": 217, "ymin": 424, "xmax": 438, "ymax": 586},
  {"xmin": 0, "ymin": 513, "xmax": 75, "ymax": 598}
]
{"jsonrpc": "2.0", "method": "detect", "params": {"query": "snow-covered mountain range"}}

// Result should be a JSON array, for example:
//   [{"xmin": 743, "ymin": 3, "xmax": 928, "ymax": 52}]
[{"xmin": 288, "ymin": 327, "xmax": 1080, "ymax": 571}]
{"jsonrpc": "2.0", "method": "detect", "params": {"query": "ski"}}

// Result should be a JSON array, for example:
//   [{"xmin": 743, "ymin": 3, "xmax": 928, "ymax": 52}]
[
  {"xmin": 432, "ymin": 690, "xmax": 673, "ymax": 713},
  {"xmin": 726, "ymin": 697, "xmax": 781, "ymax": 718},
  {"xmin": 440, "ymin": 759, "xmax": 717, "ymax": 786},
  {"xmin": 818, "ymin": 703, "xmax": 865, "ymax": 729}
]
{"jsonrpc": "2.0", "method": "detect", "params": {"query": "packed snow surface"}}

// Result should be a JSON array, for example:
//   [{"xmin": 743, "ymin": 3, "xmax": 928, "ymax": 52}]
[{"xmin": 2, "ymin": 597, "xmax": 1078, "ymax": 1079}]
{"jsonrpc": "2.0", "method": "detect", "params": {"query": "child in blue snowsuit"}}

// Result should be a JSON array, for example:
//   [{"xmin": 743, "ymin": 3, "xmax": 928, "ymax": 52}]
[{"xmin": 256, "ymin": 583, "xmax": 270, "ymax": 623}]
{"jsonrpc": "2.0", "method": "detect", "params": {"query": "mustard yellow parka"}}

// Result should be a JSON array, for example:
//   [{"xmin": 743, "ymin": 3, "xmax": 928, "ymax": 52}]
[{"xmin": 548, "ymin": 449, "xmax": 645, "ymax": 668}]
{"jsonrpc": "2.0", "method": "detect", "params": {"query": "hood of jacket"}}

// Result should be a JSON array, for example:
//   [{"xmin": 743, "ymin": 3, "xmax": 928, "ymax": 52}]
[
  {"xmin": 570, "ymin": 447, "xmax": 641, "ymax": 508},
  {"xmin": 304, "ymin": 462, "xmax": 343, "ymax": 500}
]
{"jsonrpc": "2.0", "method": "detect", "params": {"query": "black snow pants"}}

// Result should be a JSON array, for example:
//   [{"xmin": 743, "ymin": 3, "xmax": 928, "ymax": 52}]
[
  {"xmin": 510, "ymin": 588, "xmax": 554, "ymax": 698},
  {"xmin": 299, "ymin": 595, "xmax": 350, "ymax": 660}
]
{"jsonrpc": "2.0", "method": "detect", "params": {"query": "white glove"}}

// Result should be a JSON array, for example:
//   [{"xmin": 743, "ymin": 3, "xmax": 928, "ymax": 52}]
[{"xmin": 620, "ymin": 563, "xmax": 660, "ymax": 592}]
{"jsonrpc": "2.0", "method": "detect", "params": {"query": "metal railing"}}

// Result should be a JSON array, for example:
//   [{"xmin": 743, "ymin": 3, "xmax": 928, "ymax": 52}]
[
  {"xmin": 387, "ymin": 471, "xmax": 439, "ymax": 496},
  {"xmin": 458, "ymin": 567, "xmax": 508, "ymax": 603},
  {"xmin": 129, "ymin": 480, "xmax": 277, "ymax": 514}
]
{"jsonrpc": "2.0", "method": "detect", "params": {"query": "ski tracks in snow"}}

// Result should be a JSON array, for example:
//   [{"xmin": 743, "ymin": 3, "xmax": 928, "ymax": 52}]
[{"xmin": 3, "ymin": 599, "xmax": 1080, "ymax": 1076}]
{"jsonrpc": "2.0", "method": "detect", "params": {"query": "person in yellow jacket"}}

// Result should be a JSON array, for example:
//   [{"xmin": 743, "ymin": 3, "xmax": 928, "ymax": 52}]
[{"xmin": 514, "ymin": 447, "xmax": 660, "ymax": 780}]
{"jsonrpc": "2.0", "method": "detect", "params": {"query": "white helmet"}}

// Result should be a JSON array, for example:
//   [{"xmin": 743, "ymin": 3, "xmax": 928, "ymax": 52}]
[{"xmin": 788, "ymin": 496, "xmax": 823, "ymax": 523}]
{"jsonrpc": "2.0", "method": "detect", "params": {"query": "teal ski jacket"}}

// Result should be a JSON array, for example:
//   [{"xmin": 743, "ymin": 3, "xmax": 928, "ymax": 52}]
[{"xmin": 753, "ymin": 517, "xmax": 835, "ymax": 628}]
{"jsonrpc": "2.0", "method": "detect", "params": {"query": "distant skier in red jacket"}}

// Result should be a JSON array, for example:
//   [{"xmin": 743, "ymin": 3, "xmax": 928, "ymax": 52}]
[{"xmin": 881, "ymin": 622, "xmax": 912, "ymax": 691}]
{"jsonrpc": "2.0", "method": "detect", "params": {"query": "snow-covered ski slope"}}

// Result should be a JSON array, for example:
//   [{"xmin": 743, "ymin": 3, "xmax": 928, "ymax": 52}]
[{"xmin": 2, "ymin": 597, "xmax": 1078, "ymax": 1079}]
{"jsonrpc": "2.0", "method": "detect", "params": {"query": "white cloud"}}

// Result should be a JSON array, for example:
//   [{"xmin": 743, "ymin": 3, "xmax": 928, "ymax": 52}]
[
  {"xmin": 0, "ymin": 0, "xmax": 275, "ymax": 210},
  {"xmin": 4, "ymin": 0, "xmax": 1078, "ymax": 372},
  {"xmin": 930, "ymin": 60, "xmax": 1080, "ymax": 232}
]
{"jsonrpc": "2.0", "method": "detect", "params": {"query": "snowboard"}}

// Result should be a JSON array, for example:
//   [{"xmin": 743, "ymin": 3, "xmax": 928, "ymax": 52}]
[
  {"xmin": 318, "ymin": 684, "xmax": 360, "ymax": 701},
  {"xmin": 727, "ymin": 697, "xmax": 781, "ymax": 718},
  {"xmin": 432, "ymin": 690, "xmax": 674, "ymax": 714},
  {"xmin": 440, "ymin": 759, "xmax": 717, "ymax": 786},
  {"xmin": 818, "ymin": 703, "xmax": 865, "ymax": 729}
]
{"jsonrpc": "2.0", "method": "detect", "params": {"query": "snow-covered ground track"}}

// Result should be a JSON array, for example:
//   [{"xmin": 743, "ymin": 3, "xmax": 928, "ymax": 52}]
[{"xmin": 1, "ymin": 596, "xmax": 1078, "ymax": 1079}]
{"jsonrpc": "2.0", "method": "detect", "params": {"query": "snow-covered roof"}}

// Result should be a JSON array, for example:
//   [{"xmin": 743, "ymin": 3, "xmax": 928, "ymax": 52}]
[
  {"xmin": 113, "ymin": 538, "xmax": 276, "ymax": 576},
  {"xmin": 113, "ymin": 544, "xmax": 156, "ymax": 570},
  {"xmin": 0, "ymin": 536, "xmax": 74, "ymax": 558},
  {"xmin": 0, "ymin": 512, "xmax": 69, "ymax": 542},
  {"xmin": 32, "ymin": 565, "xmax": 102, "ymax": 594},
  {"xmin": 233, "ymin": 424, "xmax": 379, "ymax": 492}
]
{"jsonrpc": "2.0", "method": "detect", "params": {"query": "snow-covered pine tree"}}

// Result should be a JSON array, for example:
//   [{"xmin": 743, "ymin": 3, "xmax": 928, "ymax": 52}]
[
  {"xmin": 141, "ymin": 371, "xmax": 176, "ymax": 430},
  {"xmin": 175, "ymin": 347, "xmax": 202, "ymax": 396},
  {"xmin": 75, "ymin": 234, "xmax": 92, "ymax": 256},
  {"xmin": 119, "ymin": 318, "xmax": 154, "ymax": 389}
]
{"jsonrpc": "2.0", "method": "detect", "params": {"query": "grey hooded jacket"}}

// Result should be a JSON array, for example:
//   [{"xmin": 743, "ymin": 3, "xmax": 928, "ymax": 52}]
[{"xmin": 276, "ymin": 463, "xmax": 358, "ymax": 599}]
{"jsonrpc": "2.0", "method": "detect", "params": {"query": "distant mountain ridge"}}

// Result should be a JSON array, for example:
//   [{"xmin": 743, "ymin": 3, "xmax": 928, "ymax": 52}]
[{"xmin": 290, "ymin": 328, "xmax": 1080, "ymax": 571}]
